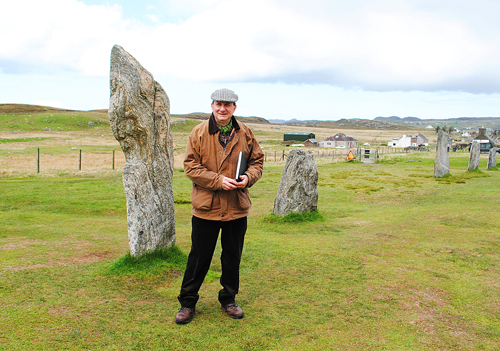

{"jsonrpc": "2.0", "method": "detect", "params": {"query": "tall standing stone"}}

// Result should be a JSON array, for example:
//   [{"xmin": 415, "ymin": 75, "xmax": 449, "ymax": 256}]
[
  {"xmin": 487, "ymin": 147, "xmax": 498, "ymax": 169},
  {"xmin": 273, "ymin": 150, "xmax": 318, "ymax": 217},
  {"xmin": 433, "ymin": 130, "xmax": 450, "ymax": 177},
  {"xmin": 468, "ymin": 141, "xmax": 480, "ymax": 171},
  {"xmin": 109, "ymin": 45, "xmax": 175, "ymax": 257}
]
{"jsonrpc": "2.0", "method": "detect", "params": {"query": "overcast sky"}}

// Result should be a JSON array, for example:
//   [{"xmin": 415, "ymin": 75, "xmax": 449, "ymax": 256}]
[{"xmin": 1, "ymin": 0, "xmax": 499, "ymax": 120}]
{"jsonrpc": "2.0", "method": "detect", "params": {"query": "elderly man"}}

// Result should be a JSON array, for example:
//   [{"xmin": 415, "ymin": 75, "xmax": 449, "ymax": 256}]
[{"xmin": 175, "ymin": 88, "xmax": 264, "ymax": 324}]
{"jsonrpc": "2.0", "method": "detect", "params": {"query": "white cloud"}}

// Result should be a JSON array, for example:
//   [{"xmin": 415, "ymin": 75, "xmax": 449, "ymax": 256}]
[
  {"xmin": 0, "ymin": 0, "xmax": 126, "ymax": 76},
  {"xmin": 1, "ymin": 0, "xmax": 499, "ymax": 94},
  {"xmin": 145, "ymin": 14, "xmax": 160, "ymax": 23}
]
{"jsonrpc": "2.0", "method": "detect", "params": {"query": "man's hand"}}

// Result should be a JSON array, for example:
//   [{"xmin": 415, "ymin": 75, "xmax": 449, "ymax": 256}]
[
  {"xmin": 235, "ymin": 174, "xmax": 249, "ymax": 188},
  {"xmin": 221, "ymin": 175, "xmax": 248, "ymax": 190},
  {"xmin": 222, "ymin": 176, "xmax": 238, "ymax": 190}
]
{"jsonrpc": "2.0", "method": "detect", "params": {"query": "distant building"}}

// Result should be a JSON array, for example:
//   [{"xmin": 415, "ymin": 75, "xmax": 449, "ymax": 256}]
[
  {"xmin": 388, "ymin": 133, "xmax": 429, "ymax": 147},
  {"xmin": 416, "ymin": 133, "xmax": 429, "ymax": 146},
  {"xmin": 283, "ymin": 132, "xmax": 315, "ymax": 142},
  {"xmin": 473, "ymin": 128, "xmax": 497, "ymax": 153},
  {"xmin": 318, "ymin": 133, "xmax": 358, "ymax": 149},
  {"xmin": 304, "ymin": 139, "xmax": 318, "ymax": 147}
]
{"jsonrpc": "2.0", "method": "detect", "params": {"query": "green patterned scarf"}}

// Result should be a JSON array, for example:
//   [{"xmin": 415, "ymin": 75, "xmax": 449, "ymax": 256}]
[{"xmin": 218, "ymin": 120, "xmax": 233, "ymax": 134}]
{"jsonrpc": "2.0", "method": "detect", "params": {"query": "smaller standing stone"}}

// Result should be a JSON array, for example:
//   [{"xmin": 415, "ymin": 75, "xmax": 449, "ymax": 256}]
[
  {"xmin": 487, "ymin": 147, "xmax": 498, "ymax": 169},
  {"xmin": 468, "ymin": 141, "xmax": 480, "ymax": 171},
  {"xmin": 273, "ymin": 150, "xmax": 319, "ymax": 217},
  {"xmin": 433, "ymin": 130, "xmax": 450, "ymax": 177}
]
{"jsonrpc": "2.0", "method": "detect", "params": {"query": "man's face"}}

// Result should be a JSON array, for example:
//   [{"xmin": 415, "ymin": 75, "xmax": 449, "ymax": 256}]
[{"xmin": 211, "ymin": 101, "xmax": 237, "ymax": 126}]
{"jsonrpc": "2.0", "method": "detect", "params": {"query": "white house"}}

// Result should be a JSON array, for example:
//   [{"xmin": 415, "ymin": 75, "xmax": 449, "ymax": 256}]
[{"xmin": 388, "ymin": 133, "xmax": 429, "ymax": 148}]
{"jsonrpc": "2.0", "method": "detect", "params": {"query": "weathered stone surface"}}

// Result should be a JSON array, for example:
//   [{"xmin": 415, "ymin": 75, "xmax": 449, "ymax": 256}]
[
  {"xmin": 273, "ymin": 150, "xmax": 318, "ymax": 217},
  {"xmin": 109, "ymin": 45, "xmax": 175, "ymax": 257},
  {"xmin": 468, "ymin": 141, "xmax": 480, "ymax": 171},
  {"xmin": 433, "ymin": 130, "xmax": 450, "ymax": 177},
  {"xmin": 487, "ymin": 147, "xmax": 498, "ymax": 169}
]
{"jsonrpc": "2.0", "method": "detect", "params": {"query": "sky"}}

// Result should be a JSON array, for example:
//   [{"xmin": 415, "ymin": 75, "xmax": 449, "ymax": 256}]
[{"xmin": 1, "ymin": 0, "xmax": 500, "ymax": 121}]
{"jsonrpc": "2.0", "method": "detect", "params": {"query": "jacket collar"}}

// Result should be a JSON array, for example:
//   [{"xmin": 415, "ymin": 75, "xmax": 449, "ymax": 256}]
[{"xmin": 209, "ymin": 113, "xmax": 240, "ymax": 134}]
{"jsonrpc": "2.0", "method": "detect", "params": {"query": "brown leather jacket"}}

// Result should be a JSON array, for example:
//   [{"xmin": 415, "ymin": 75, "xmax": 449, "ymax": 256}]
[{"xmin": 184, "ymin": 114, "xmax": 264, "ymax": 221}]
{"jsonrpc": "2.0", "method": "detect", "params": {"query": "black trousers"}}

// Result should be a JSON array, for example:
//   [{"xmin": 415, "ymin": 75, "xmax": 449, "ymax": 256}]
[{"xmin": 178, "ymin": 216, "xmax": 247, "ymax": 308}]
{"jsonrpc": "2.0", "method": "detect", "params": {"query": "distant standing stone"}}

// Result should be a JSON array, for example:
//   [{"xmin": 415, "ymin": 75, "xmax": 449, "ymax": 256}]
[
  {"xmin": 273, "ymin": 150, "xmax": 318, "ymax": 217},
  {"xmin": 468, "ymin": 141, "xmax": 480, "ymax": 171},
  {"xmin": 109, "ymin": 45, "xmax": 175, "ymax": 257},
  {"xmin": 433, "ymin": 130, "xmax": 450, "ymax": 177},
  {"xmin": 487, "ymin": 147, "xmax": 497, "ymax": 169}
]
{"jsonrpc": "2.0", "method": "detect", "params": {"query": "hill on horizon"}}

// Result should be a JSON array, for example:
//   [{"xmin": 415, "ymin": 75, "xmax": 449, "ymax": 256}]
[
  {"xmin": 0, "ymin": 103, "xmax": 406, "ymax": 130},
  {"xmin": 374, "ymin": 115, "xmax": 500, "ymax": 129},
  {"xmin": 0, "ymin": 104, "xmax": 269, "ymax": 125},
  {"xmin": 2, "ymin": 103, "xmax": 500, "ymax": 130}
]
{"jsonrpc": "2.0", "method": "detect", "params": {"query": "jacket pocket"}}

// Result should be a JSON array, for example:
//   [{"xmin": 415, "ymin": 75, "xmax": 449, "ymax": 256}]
[
  {"xmin": 236, "ymin": 188, "xmax": 252, "ymax": 210},
  {"xmin": 191, "ymin": 184, "xmax": 213, "ymax": 210}
]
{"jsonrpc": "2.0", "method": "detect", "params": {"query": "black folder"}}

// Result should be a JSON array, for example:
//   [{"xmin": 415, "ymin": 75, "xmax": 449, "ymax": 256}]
[{"xmin": 235, "ymin": 151, "xmax": 247, "ymax": 181}]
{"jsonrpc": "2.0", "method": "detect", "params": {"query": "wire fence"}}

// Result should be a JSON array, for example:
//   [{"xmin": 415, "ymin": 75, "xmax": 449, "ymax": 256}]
[
  {"xmin": 0, "ymin": 146, "xmax": 430, "ymax": 175},
  {"xmin": 1, "ymin": 148, "xmax": 126, "ymax": 175}
]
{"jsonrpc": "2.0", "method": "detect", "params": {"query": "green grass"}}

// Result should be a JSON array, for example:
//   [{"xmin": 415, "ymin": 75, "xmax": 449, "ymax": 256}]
[
  {"xmin": 0, "ymin": 111, "xmax": 109, "ymax": 132},
  {"xmin": 264, "ymin": 210, "xmax": 325, "ymax": 223},
  {"xmin": 1, "ymin": 155, "xmax": 500, "ymax": 350},
  {"xmin": 0, "ymin": 137, "xmax": 53, "ymax": 143},
  {"xmin": 170, "ymin": 119, "xmax": 202, "ymax": 133},
  {"xmin": 108, "ymin": 246, "xmax": 188, "ymax": 277}
]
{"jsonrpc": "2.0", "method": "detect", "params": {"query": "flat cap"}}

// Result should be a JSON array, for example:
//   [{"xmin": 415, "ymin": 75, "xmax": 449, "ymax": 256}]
[{"xmin": 211, "ymin": 88, "xmax": 238, "ymax": 103}]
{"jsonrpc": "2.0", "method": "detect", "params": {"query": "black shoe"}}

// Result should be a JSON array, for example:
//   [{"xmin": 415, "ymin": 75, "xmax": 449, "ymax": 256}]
[
  {"xmin": 221, "ymin": 303, "xmax": 244, "ymax": 319},
  {"xmin": 175, "ymin": 307, "xmax": 195, "ymax": 324}
]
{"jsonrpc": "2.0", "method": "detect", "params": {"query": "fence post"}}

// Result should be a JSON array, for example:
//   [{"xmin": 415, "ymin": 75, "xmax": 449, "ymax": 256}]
[
  {"xmin": 37, "ymin": 148, "xmax": 40, "ymax": 173},
  {"xmin": 112, "ymin": 150, "xmax": 115, "ymax": 170},
  {"xmin": 79, "ymin": 150, "xmax": 82, "ymax": 171}
]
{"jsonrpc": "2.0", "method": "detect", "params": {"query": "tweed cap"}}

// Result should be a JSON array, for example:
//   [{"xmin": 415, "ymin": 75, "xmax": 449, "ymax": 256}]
[{"xmin": 211, "ymin": 88, "xmax": 238, "ymax": 103}]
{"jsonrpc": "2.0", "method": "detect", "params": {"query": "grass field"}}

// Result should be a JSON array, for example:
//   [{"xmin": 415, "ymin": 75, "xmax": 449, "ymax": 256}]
[
  {"xmin": 1, "ymin": 149, "xmax": 499, "ymax": 350},
  {"xmin": 1, "ymin": 106, "xmax": 499, "ymax": 349}
]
